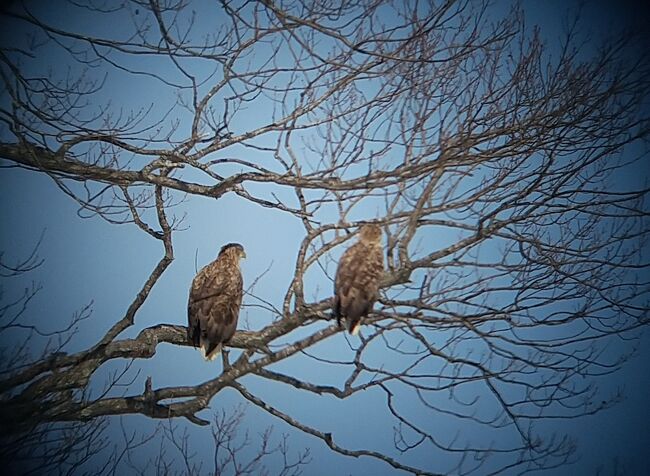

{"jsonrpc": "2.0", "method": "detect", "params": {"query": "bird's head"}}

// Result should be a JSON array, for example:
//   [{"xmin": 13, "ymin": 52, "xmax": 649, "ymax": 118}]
[
  {"xmin": 219, "ymin": 243, "xmax": 246, "ymax": 260},
  {"xmin": 359, "ymin": 223, "xmax": 382, "ymax": 243}
]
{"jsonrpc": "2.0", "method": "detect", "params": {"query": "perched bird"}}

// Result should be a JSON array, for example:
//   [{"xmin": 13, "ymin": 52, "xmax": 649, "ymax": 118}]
[
  {"xmin": 333, "ymin": 224, "xmax": 384, "ymax": 335},
  {"xmin": 187, "ymin": 243, "xmax": 245, "ymax": 360}
]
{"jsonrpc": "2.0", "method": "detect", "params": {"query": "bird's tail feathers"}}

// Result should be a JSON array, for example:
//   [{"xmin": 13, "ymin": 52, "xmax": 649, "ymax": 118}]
[
  {"xmin": 348, "ymin": 319, "xmax": 361, "ymax": 336},
  {"xmin": 200, "ymin": 340, "xmax": 222, "ymax": 361}
]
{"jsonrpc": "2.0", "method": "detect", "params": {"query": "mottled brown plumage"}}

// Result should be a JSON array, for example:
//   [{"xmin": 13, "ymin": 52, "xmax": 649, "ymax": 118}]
[
  {"xmin": 333, "ymin": 224, "xmax": 384, "ymax": 335},
  {"xmin": 187, "ymin": 243, "xmax": 245, "ymax": 360}
]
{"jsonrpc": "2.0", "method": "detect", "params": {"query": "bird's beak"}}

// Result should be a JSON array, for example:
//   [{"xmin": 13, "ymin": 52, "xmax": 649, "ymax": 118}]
[{"xmin": 242, "ymin": 251, "xmax": 247, "ymax": 259}]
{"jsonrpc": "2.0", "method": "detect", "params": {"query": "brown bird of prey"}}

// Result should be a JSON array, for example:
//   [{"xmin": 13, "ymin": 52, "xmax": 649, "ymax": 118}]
[
  {"xmin": 188, "ymin": 243, "xmax": 245, "ymax": 360},
  {"xmin": 333, "ymin": 224, "xmax": 384, "ymax": 335}
]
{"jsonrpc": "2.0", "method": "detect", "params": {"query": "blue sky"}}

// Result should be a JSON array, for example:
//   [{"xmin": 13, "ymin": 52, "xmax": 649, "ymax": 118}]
[{"xmin": 1, "ymin": 1, "xmax": 649, "ymax": 474}]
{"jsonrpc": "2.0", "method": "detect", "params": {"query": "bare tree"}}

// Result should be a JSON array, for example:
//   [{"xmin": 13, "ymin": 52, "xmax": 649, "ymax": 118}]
[
  {"xmin": 109, "ymin": 406, "xmax": 310, "ymax": 476},
  {"xmin": 1, "ymin": 0, "xmax": 649, "ymax": 474}
]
